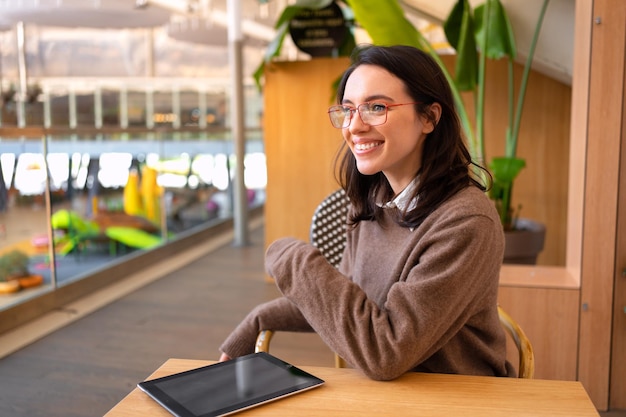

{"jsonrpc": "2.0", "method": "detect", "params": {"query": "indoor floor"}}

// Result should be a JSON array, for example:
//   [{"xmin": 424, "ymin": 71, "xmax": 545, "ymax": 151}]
[{"xmin": 0, "ymin": 223, "xmax": 335, "ymax": 417}]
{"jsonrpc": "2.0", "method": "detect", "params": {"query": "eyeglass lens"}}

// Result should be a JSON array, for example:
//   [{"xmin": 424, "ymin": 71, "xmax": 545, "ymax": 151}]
[{"xmin": 328, "ymin": 103, "xmax": 388, "ymax": 128}]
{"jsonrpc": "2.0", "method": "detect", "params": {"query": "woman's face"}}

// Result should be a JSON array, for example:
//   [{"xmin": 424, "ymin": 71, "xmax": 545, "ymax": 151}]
[{"xmin": 341, "ymin": 64, "xmax": 436, "ymax": 194}]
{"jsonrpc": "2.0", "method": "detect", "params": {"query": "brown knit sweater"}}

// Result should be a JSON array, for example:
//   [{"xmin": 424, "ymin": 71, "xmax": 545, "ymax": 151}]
[{"xmin": 220, "ymin": 186, "xmax": 515, "ymax": 380}]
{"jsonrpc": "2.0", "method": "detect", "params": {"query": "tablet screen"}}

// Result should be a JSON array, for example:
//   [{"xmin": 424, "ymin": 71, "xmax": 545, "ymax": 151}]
[{"xmin": 137, "ymin": 352, "xmax": 325, "ymax": 417}]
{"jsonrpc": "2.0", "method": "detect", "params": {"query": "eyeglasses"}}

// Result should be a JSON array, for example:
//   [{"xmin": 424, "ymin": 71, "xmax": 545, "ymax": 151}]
[{"xmin": 327, "ymin": 101, "xmax": 419, "ymax": 129}]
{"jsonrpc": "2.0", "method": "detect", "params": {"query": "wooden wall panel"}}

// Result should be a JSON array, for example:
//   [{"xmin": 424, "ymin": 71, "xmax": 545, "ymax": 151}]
[
  {"xmin": 263, "ymin": 58, "xmax": 350, "ymax": 256},
  {"xmin": 578, "ymin": 0, "xmax": 626, "ymax": 409},
  {"xmin": 612, "ymin": 77, "xmax": 626, "ymax": 408},
  {"xmin": 498, "ymin": 286, "xmax": 579, "ymax": 381}
]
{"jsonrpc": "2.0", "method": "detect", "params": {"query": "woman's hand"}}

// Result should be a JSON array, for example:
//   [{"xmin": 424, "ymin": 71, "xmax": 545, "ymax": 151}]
[{"xmin": 219, "ymin": 352, "xmax": 231, "ymax": 362}]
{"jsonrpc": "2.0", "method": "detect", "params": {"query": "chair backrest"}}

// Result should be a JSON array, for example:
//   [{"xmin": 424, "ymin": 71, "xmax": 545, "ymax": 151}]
[
  {"xmin": 309, "ymin": 189, "xmax": 350, "ymax": 367},
  {"xmin": 309, "ymin": 188, "xmax": 350, "ymax": 269},
  {"xmin": 308, "ymin": 189, "xmax": 535, "ymax": 378},
  {"xmin": 497, "ymin": 305, "xmax": 535, "ymax": 378}
]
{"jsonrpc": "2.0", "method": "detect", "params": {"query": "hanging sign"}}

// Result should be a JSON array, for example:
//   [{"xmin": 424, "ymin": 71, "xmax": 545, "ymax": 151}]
[{"xmin": 288, "ymin": 1, "xmax": 347, "ymax": 57}]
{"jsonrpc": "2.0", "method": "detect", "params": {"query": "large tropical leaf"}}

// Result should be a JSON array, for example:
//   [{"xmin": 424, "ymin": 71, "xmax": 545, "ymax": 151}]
[
  {"xmin": 444, "ymin": 0, "xmax": 515, "ymax": 91},
  {"xmin": 475, "ymin": 0, "xmax": 516, "ymax": 60},
  {"xmin": 444, "ymin": 0, "xmax": 478, "ymax": 91},
  {"xmin": 345, "ymin": 0, "xmax": 421, "ymax": 46}
]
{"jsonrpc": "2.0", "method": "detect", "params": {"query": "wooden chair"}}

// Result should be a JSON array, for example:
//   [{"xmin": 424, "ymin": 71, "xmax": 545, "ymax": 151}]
[
  {"xmin": 308, "ymin": 188, "xmax": 350, "ymax": 270},
  {"xmin": 256, "ymin": 189, "xmax": 535, "ymax": 377},
  {"xmin": 497, "ymin": 304, "xmax": 535, "ymax": 378}
]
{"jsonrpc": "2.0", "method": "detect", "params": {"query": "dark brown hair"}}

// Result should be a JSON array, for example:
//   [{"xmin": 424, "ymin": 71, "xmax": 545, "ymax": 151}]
[{"xmin": 334, "ymin": 44, "xmax": 490, "ymax": 228}]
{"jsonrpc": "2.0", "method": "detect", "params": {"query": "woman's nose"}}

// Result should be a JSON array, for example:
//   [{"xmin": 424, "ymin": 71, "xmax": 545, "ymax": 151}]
[{"xmin": 349, "ymin": 110, "xmax": 369, "ymax": 132}]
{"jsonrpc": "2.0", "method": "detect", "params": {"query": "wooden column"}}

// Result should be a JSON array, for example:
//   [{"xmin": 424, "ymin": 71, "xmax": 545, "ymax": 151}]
[
  {"xmin": 263, "ymin": 58, "xmax": 349, "ymax": 262},
  {"xmin": 577, "ymin": 0, "xmax": 626, "ymax": 409}
]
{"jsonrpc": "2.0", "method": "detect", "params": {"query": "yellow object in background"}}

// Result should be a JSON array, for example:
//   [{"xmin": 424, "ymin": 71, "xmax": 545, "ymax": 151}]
[
  {"xmin": 91, "ymin": 196, "xmax": 99, "ymax": 215},
  {"xmin": 123, "ymin": 169, "xmax": 143, "ymax": 216},
  {"xmin": 141, "ymin": 166, "xmax": 162, "ymax": 225}
]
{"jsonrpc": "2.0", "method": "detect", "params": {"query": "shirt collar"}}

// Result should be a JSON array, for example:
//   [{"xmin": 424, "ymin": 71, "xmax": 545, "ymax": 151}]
[{"xmin": 380, "ymin": 177, "xmax": 419, "ymax": 211}]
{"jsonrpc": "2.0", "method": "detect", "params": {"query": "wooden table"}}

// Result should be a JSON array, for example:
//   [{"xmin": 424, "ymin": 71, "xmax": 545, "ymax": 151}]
[{"xmin": 105, "ymin": 358, "xmax": 599, "ymax": 417}]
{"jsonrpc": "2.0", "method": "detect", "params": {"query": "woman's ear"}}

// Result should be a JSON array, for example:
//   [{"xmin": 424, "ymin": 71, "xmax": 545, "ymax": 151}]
[{"xmin": 422, "ymin": 102, "xmax": 442, "ymax": 134}]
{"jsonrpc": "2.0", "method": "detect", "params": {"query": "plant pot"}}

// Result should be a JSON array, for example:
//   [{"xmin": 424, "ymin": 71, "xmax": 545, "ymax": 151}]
[
  {"xmin": 0, "ymin": 280, "xmax": 21, "ymax": 294},
  {"xmin": 503, "ymin": 218, "xmax": 546, "ymax": 265},
  {"xmin": 17, "ymin": 274, "xmax": 44, "ymax": 289}
]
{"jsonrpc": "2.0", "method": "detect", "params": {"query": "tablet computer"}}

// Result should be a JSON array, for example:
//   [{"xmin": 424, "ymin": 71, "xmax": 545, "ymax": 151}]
[{"xmin": 137, "ymin": 352, "xmax": 325, "ymax": 417}]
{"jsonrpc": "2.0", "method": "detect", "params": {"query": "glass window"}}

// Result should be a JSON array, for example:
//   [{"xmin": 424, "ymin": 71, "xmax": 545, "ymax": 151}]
[
  {"xmin": 75, "ymin": 91, "xmax": 95, "ymax": 127},
  {"xmin": 49, "ymin": 88, "xmax": 70, "ymax": 127},
  {"xmin": 127, "ymin": 91, "xmax": 147, "ymax": 127},
  {"xmin": 101, "ymin": 88, "xmax": 120, "ymax": 126},
  {"xmin": 153, "ymin": 90, "xmax": 173, "ymax": 128}
]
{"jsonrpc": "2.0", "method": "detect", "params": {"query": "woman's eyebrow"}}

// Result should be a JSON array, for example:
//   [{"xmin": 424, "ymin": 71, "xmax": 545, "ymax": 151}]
[{"xmin": 341, "ymin": 94, "xmax": 395, "ymax": 105}]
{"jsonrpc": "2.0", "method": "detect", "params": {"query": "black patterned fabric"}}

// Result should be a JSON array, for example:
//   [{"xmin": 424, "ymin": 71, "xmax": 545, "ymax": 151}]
[{"xmin": 309, "ymin": 189, "xmax": 350, "ymax": 268}]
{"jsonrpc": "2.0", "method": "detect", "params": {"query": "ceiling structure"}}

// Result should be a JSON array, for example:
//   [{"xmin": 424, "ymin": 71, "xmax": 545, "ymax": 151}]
[
  {"xmin": 0, "ymin": 0, "xmax": 279, "ymax": 43},
  {"xmin": 0, "ymin": 0, "xmax": 172, "ymax": 29},
  {"xmin": 0, "ymin": 0, "xmax": 574, "ymax": 84}
]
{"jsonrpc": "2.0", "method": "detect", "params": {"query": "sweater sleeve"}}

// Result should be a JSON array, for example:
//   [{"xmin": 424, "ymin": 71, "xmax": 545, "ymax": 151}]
[
  {"xmin": 267, "ymin": 209, "xmax": 504, "ymax": 380},
  {"xmin": 219, "ymin": 294, "xmax": 314, "ymax": 358}
]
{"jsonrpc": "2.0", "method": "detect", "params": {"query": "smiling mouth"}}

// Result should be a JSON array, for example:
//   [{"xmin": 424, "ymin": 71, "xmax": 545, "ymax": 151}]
[{"xmin": 354, "ymin": 141, "xmax": 382, "ymax": 151}]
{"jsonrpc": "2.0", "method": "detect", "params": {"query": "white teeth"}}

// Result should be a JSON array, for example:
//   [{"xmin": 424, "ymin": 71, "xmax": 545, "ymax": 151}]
[{"xmin": 354, "ymin": 142, "xmax": 381, "ymax": 151}]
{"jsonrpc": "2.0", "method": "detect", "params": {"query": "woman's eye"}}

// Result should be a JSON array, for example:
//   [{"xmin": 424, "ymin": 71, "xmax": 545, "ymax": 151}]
[{"xmin": 369, "ymin": 103, "xmax": 387, "ymax": 113}]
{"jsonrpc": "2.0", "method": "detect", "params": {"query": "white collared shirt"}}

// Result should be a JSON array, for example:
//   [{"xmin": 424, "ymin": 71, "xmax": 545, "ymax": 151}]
[{"xmin": 380, "ymin": 177, "xmax": 419, "ymax": 212}]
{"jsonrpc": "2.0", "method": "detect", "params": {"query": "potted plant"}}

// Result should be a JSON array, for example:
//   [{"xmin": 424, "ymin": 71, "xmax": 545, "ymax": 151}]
[
  {"xmin": 0, "ymin": 249, "xmax": 44, "ymax": 293},
  {"xmin": 0, "ymin": 264, "xmax": 21, "ymax": 294},
  {"xmin": 257, "ymin": 0, "xmax": 550, "ymax": 263},
  {"xmin": 441, "ymin": 0, "xmax": 550, "ymax": 256},
  {"xmin": 350, "ymin": 0, "xmax": 551, "ymax": 265}
]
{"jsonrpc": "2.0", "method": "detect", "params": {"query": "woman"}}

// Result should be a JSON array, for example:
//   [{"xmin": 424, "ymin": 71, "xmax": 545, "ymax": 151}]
[{"xmin": 219, "ymin": 45, "xmax": 514, "ymax": 379}]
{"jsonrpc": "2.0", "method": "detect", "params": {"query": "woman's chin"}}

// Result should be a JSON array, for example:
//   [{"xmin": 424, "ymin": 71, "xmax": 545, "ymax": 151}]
[{"xmin": 356, "ymin": 164, "xmax": 380, "ymax": 176}]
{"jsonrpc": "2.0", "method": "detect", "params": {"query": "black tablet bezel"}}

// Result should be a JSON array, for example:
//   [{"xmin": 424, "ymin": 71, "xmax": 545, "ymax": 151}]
[{"xmin": 137, "ymin": 352, "xmax": 325, "ymax": 417}]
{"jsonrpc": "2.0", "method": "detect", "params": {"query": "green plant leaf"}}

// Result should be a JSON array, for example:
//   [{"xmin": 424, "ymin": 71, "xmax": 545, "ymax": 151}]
[
  {"xmin": 253, "ymin": 17, "xmax": 291, "ymax": 90},
  {"xmin": 345, "ymin": 0, "xmax": 420, "ymax": 46},
  {"xmin": 489, "ymin": 156, "xmax": 526, "ymax": 182},
  {"xmin": 475, "ymin": 0, "xmax": 516, "ymax": 60},
  {"xmin": 443, "ymin": 0, "xmax": 478, "ymax": 91},
  {"xmin": 489, "ymin": 156, "xmax": 526, "ymax": 227},
  {"xmin": 338, "ymin": 30, "xmax": 357, "ymax": 56},
  {"xmin": 444, "ymin": 0, "xmax": 516, "ymax": 91},
  {"xmin": 446, "ymin": 0, "xmax": 478, "ymax": 91},
  {"xmin": 443, "ymin": 0, "xmax": 465, "ymax": 51}
]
